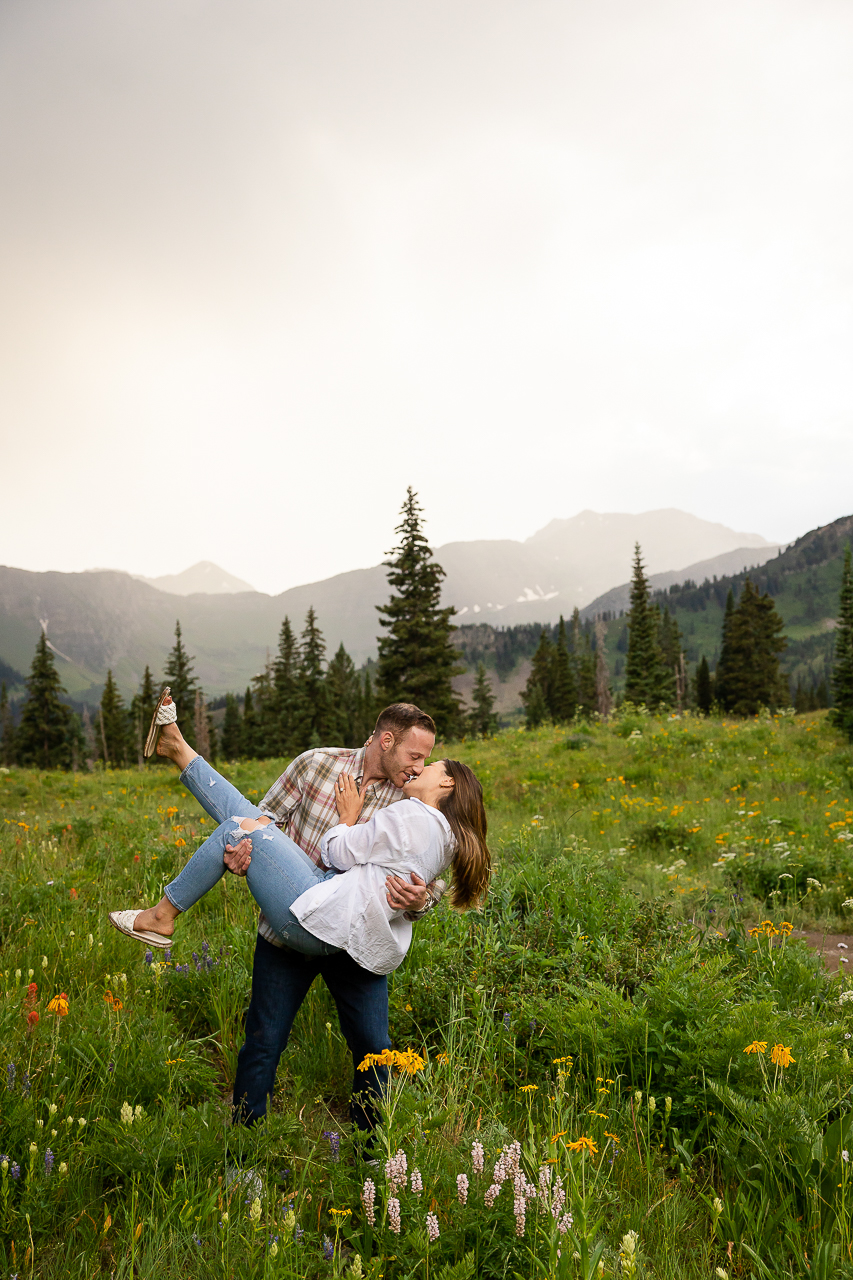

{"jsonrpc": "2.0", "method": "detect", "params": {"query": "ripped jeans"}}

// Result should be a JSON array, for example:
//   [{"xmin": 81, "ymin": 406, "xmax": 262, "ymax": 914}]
[{"xmin": 164, "ymin": 756, "xmax": 339, "ymax": 956}]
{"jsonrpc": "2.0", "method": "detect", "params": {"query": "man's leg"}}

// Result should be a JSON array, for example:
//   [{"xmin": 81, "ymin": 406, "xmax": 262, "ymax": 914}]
[
  {"xmin": 320, "ymin": 952, "xmax": 391, "ymax": 1131},
  {"xmin": 232, "ymin": 935, "xmax": 320, "ymax": 1125}
]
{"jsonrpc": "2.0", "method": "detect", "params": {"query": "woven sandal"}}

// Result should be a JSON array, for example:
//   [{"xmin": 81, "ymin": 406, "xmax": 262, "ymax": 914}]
[
  {"xmin": 143, "ymin": 686, "xmax": 177, "ymax": 758},
  {"xmin": 108, "ymin": 909, "xmax": 172, "ymax": 950}
]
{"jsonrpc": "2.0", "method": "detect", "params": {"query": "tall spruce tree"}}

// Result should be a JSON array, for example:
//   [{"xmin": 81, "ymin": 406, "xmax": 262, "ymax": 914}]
[
  {"xmin": 831, "ymin": 547, "xmax": 853, "ymax": 740},
  {"xmin": 657, "ymin": 606, "xmax": 684, "ymax": 710},
  {"xmin": 521, "ymin": 629, "xmax": 555, "ymax": 727},
  {"xmin": 713, "ymin": 590, "xmax": 737, "ymax": 711},
  {"xmin": 220, "ymin": 693, "xmax": 243, "ymax": 759},
  {"xmin": 571, "ymin": 609, "xmax": 598, "ymax": 716},
  {"xmin": 250, "ymin": 661, "xmax": 277, "ymax": 757},
  {"xmin": 15, "ymin": 633, "xmax": 79, "ymax": 770},
  {"xmin": 715, "ymin": 578, "xmax": 787, "ymax": 715},
  {"xmin": 376, "ymin": 488, "xmax": 463, "ymax": 737},
  {"xmin": 325, "ymin": 643, "xmax": 361, "ymax": 746},
  {"xmin": 0, "ymin": 682, "xmax": 15, "ymax": 766},
  {"xmin": 294, "ymin": 607, "xmax": 328, "ymax": 750},
  {"xmin": 99, "ymin": 670, "xmax": 132, "ymax": 767},
  {"xmin": 550, "ymin": 617, "xmax": 577, "ymax": 722},
  {"xmin": 624, "ymin": 545, "xmax": 668, "ymax": 708},
  {"xmin": 360, "ymin": 669, "xmax": 378, "ymax": 743},
  {"xmin": 594, "ymin": 618, "xmax": 613, "ymax": 718},
  {"xmin": 694, "ymin": 656, "xmax": 713, "ymax": 714},
  {"xmin": 469, "ymin": 663, "xmax": 498, "ymax": 737},
  {"xmin": 272, "ymin": 617, "xmax": 299, "ymax": 755},
  {"xmin": 163, "ymin": 622, "xmax": 198, "ymax": 746},
  {"xmin": 241, "ymin": 686, "xmax": 262, "ymax": 757},
  {"xmin": 129, "ymin": 666, "xmax": 158, "ymax": 765}
]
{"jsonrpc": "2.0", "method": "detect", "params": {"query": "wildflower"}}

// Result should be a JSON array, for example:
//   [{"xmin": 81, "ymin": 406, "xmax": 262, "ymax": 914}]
[
  {"xmin": 330, "ymin": 1208, "xmax": 351, "ymax": 1218},
  {"xmin": 664, "ymin": 1096, "xmax": 672, "ymax": 1115},
  {"xmin": 520, "ymin": 1084, "xmax": 538, "ymax": 1093},
  {"xmin": 269, "ymin": 1240, "xmax": 278, "ymax": 1258},
  {"xmin": 552, "ymin": 1056, "xmax": 573, "ymax": 1066},
  {"xmin": 361, "ymin": 1178, "xmax": 376, "ymax": 1226},
  {"xmin": 484, "ymin": 1184, "xmax": 501, "ymax": 1207},
  {"xmin": 839, "ymin": 990, "xmax": 853, "ymax": 1005},
  {"xmin": 557, "ymin": 1212, "xmax": 573, "ymax": 1234},
  {"xmin": 249, "ymin": 1198, "xmax": 261, "ymax": 1223},
  {"xmin": 322, "ymin": 1236, "xmax": 335, "ymax": 1260},
  {"xmin": 634, "ymin": 1090, "xmax": 642, "ymax": 1106},
  {"xmin": 457, "ymin": 1173, "xmax": 469, "ymax": 1204},
  {"xmin": 712, "ymin": 1197, "xmax": 723, "ymax": 1215},
  {"xmin": 120, "ymin": 1102, "xmax": 134, "ymax": 1126},
  {"xmin": 806, "ymin": 878, "xmax": 823, "ymax": 890},
  {"xmin": 385, "ymin": 1149, "xmax": 407, "ymax": 1193},
  {"xmin": 58, "ymin": 1162, "xmax": 67, "ymax": 1175},
  {"xmin": 843, "ymin": 898, "xmax": 853, "ymax": 909},
  {"xmin": 411, "ymin": 1167, "xmax": 423, "ymax": 1196},
  {"xmin": 44, "ymin": 1149, "xmax": 54, "ymax": 1175},
  {"xmin": 620, "ymin": 1229, "xmax": 639, "ymax": 1278},
  {"xmin": 842, "ymin": 1150, "xmax": 849, "ymax": 1163},
  {"xmin": 6, "ymin": 1063, "xmax": 15, "ymax": 1089},
  {"xmin": 27, "ymin": 1011, "xmax": 39, "ymax": 1029},
  {"xmin": 426, "ymin": 1211, "xmax": 440, "ymax": 1242},
  {"xmin": 144, "ymin": 951, "xmax": 153, "ymax": 967},
  {"xmin": 78, "ymin": 1118, "xmax": 86, "ymax": 1128},
  {"xmin": 47, "ymin": 993, "xmax": 69, "ymax": 1016},
  {"xmin": 29, "ymin": 1142, "xmax": 37, "ymax": 1156},
  {"xmin": 322, "ymin": 1130, "xmax": 341, "ymax": 1162},
  {"xmin": 387, "ymin": 1196, "xmax": 401, "ymax": 1235},
  {"xmin": 648, "ymin": 1096, "xmax": 656, "ymax": 1112},
  {"xmin": 743, "ymin": 1041, "xmax": 767, "ymax": 1055},
  {"xmin": 716, "ymin": 1270, "xmax": 729, "ymax": 1279},
  {"xmin": 471, "ymin": 1140, "xmax": 484, "ymax": 1173},
  {"xmin": 566, "ymin": 1136, "xmax": 598, "ymax": 1156},
  {"xmin": 10, "ymin": 1163, "xmax": 20, "ymax": 1180},
  {"xmin": 770, "ymin": 1043, "xmax": 795, "ymax": 1068}
]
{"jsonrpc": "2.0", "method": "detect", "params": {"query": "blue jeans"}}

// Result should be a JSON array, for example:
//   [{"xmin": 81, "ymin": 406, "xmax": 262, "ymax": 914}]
[
  {"xmin": 178, "ymin": 756, "xmax": 390, "ymax": 1130},
  {"xmin": 167, "ymin": 757, "xmax": 338, "ymax": 954}
]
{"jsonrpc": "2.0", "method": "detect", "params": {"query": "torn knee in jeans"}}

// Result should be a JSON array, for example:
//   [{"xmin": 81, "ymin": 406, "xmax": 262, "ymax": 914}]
[{"xmin": 233, "ymin": 816, "xmax": 273, "ymax": 835}]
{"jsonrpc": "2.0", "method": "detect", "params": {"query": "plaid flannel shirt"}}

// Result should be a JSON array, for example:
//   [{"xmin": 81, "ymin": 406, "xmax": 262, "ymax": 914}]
[{"xmin": 256, "ymin": 746, "xmax": 403, "ymax": 947}]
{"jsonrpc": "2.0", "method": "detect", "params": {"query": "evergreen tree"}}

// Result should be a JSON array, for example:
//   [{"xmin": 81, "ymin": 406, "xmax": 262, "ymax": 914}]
[
  {"xmin": 250, "ymin": 661, "xmax": 277, "ymax": 757},
  {"xmin": 594, "ymin": 618, "xmax": 613, "ymax": 718},
  {"xmin": 521, "ymin": 630, "xmax": 555, "ymax": 726},
  {"xmin": 272, "ymin": 617, "xmax": 299, "ymax": 754},
  {"xmin": 15, "ymin": 633, "xmax": 79, "ymax": 770},
  {"xmin": 193, "ymin": 689, "xmax": 211, "ymax": 759},
  {"xmin": 657, "ymin": 607, "xmax": 683, "ymax": 708},
  {"xmin": 694, "ymin": 656, "xmax": 713, "ymax": 714},
  {"xmin": 290, "ymin": 607, "xmax": 328, "ymax": 750},
  {"xmin": 129, "ymin": 666, "xmax": 158, "ymax": 765},
  {"xmin": 469, "ymin": 663, "xmax": 498, "ymax": 737},
  {"xmin": 220, "ymin": 693, "xmax": 243, "ymax": 759},
  {"xmin": 831, "ymin": 547, "xmax": 853, "ymax": 741},
  {"xmin": 241, "ymin": 686, "xmax": 261, "ymax": 757},
  {"xmin": 163, "ymin": 622, "xmax": 198, "ymax": 746},
  {"xmin": 360, "ymin": 669, "xmax": 378, "ymax": 744},
  {"xmin": 550, "ymin": 617, "xmax": 577, "ymax": 722},
  {"xmin": 571, "ymin": 610, "xmax": 598, "ymax": 716},
  {"xmin": 324, "ymin": 643, "xmax": 362, "ymax": 746},
  {"xmin": 99, "ymin": 669, "xmax": 132, "ymax": 767},
  {"xmin": 376, "ymin": 488, "xmax": 463, "ymax": 737},
  {"xmin": 0, "ymin": 682, "xmax": 15, "ymax": 766},
  {"xmin": 715, "ymin": 578, "xmax": 787, "ymax": 715},
  {"xmin": 624, "ymin": 545, "xmax": 668, "ymax": 708},
  {"xmin": 713, "ymin": 590, "xmax": 737, "ymax": 711}
]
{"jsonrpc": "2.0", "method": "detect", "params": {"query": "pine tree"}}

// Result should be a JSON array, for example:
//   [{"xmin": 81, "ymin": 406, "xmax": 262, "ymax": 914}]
[
  {"xmin": 272, "ymin": 617, "xmax": 299, "ymax": 754},
  {"xmin": 715, "ymin": 578, "xmax": 787, "ymax": 715},
  {"xmin": 831, "ymin": 547, "xmax": 853, "ymax": 741},
  {"xmin": 293, "ymin": 608, "xmax": 328, "ymax": 751},
  {"xmin": 695, "ymin": 656, "xmax": 713, "ymax": 714},
  {"xmin": 163, "ymin": 622, "xmax": 198, "ymax": 746},
  {"xmin": 594, "ymin": 618, "xmax": 613, "ymax": 718},
  {"xmin": 15, "ymin": 633, "xmax": 79, "ymax": 770},
  {"xmin": 0, "ymin": 682, "xmax": 15, "ymax": 766},
  {"xmin": 550, "ymin": 617, "xmax": 577, "ymax": 723},
  {"xmin": 241, "ymin": 686, "xmax": 261, "ymax": 757},
  {"xmin": 129, "ymin": 666, "xmax": 158, "ymax": 765},
  {"xmin": 360, "ymin": 668, "xmax": 378, "ymax": 744},
  {"xmin": 193, "ymin": 689, "xmax": 211, "ymax": 759},
  {"xmin": 376, "ymin": 488, "xmax": 463, "ymax": 737},
  {"xmin": 250, "ymin": 661, "xmax": 277, "ymax": 757},
  {"xmin": 220, "ymin": 693, "xmax": 243, "ymax": 759},
  {"xmin": 469, "ymin": 663, "xmax": 498, "ymax": 737},
  {"xmin": 571, "ymin": 610, "xmax": 598, "ymax": 717},
  {"xmin": 713, "ymin": 590, "xmax": 737, "ymax": 711},
  {"xmin": 657, "ymin": 607, "xmax": 683, "ymax": 709},
  {"xmin": 325, "ymin": 643, "xmax": 362, "ymax": 746},
  {"xmin": 624, "ymin": 546, "xmax": 668, "ymax": 708},
  {"xmin": 99, "ymin": 669, "xmax": 132, "ymax": 767},
  {"xmin": 521, "ymin": 630, "xmax": 555, "ymax": 726}
]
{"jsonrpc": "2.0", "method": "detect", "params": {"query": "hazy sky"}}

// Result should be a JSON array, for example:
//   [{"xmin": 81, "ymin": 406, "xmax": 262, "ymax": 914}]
[{"xmin": 2, "ymin": 0, "xmax": 852, "ymax": 594}]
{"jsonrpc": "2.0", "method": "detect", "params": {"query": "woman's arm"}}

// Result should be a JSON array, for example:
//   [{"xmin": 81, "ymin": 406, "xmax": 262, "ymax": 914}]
[{"xmin": 320, "ymin": 804, "xmax": 415, "ymax": 871}]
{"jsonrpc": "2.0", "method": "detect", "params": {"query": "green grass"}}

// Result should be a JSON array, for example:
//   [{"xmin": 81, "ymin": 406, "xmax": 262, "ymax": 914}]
[{"xmin": 1, "ymin": 709, "xmax": 852, "ymax": 1277}]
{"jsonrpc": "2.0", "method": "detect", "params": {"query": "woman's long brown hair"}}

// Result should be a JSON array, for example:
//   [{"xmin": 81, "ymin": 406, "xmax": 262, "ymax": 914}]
[{"xmin": 437, "ymin": 759, "xmax": 491, "ymax": 909}]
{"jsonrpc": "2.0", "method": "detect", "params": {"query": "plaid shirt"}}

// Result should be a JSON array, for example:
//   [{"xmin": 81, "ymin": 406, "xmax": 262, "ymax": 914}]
[{"xmin": 256, "ymin": 746, "xmax": 403, "ymax": 947}]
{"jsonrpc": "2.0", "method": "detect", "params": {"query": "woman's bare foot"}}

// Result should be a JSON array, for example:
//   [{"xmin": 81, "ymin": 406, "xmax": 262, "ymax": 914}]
[
  {"xmin": 155, "ymin": 698, "xmax": 198, "ymax": 771},
  {"xmin": 133, "ymin": 896, "xmax": 180, "ymax": 938}
]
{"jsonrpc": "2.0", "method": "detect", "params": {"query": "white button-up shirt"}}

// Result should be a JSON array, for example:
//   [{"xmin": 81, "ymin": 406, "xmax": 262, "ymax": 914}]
[{"xmin": 290, "ymin": 798, "xmax": 455, "ymax": 975}]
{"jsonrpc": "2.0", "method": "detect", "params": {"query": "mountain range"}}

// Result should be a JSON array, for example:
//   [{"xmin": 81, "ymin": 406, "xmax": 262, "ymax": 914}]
[{"xmin": 0, "ymin": 508, "xmax": 780, "ymax": 703}]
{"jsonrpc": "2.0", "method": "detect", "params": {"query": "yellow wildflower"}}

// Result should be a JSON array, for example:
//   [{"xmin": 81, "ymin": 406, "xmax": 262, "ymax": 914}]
[
  {"xmin": 770, "ymin": 1043, "xmax": 795, "ymax": 1068},
  {"xmin": 743, "ymin": 1041, "xmax": 767, "ymax": 1055},
  {"xmin": 519, "ymin": 1084, "xmax": 538, "ymax": 1093},
  {"xmin": 566, "ymin": 1135, "xmax": 598, "ymax": 1155}
]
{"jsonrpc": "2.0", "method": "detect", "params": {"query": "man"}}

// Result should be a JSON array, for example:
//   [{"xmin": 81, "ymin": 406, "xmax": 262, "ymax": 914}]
[{"xmin": 225, "ymin": 701, "xmax": 440, "ymax": 1132}]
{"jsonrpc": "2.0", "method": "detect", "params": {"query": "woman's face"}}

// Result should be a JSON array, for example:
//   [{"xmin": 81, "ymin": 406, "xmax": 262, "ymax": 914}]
[{"xmin": 402, "ymin": 758, "xmax": 451, "ymax": 804}]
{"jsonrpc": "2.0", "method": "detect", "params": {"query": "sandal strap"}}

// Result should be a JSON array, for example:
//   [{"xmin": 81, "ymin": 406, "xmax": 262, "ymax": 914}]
[{"xmin": 155, "ymin": 702, "xmax": 177, "ymax": 727}]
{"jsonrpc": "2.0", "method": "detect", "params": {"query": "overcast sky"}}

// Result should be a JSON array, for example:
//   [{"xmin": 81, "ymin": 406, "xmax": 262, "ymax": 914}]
[{"xmin": 1, "ymin": 0, "xmax": 852, "ymax": 594}]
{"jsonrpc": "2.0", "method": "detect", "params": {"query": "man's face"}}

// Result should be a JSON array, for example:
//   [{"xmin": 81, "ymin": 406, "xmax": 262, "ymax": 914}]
[{"xmin": 380, "ymin": 725, "xmax": 436, "ymax": 789}]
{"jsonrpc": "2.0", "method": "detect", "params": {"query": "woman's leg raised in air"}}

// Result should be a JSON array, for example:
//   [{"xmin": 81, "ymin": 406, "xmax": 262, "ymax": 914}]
[
  {"xmin": 153, "ymin": 698, "xmax": 267, "ymax": 827},
  {"xmin": 127, "ymin": 816, "xmax": 338, "ymax": 956}
]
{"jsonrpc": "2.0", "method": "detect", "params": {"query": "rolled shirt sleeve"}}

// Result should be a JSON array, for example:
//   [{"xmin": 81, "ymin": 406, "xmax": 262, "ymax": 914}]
[{"xmin": 320, "ymin": 807, "xmax": 406, "ymax": 871}]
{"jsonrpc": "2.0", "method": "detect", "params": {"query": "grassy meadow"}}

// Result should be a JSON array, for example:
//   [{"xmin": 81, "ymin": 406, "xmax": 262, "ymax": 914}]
[{"xmin": 1, "ymin": 708, "xmax": 853, "ymax": 1278}]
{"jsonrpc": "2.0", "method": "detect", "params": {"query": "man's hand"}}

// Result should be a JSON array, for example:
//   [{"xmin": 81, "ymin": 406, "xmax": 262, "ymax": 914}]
[
  {"xmin": 224, "ymin": 837, "xmax": 252, "ymax": 877},
  {"xmin": 385, "ymin": 872, "xmax": 429, "ymax": 913}
]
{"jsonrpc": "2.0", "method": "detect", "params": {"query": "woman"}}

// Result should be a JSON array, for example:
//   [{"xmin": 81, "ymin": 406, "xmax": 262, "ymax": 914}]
[{"xmin": 109, "ymin": 699, "xmax": 490, "ymax": 975}]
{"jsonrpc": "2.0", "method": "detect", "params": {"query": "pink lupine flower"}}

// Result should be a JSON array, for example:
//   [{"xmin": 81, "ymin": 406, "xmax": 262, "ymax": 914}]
[
  {"xmin": 410, "ymin": 1167, "xmax": 423, "ymax": 1196},
  {"xmin": 484, "ymin": 1184, "xmax": 501, "ymax": 1208},
  {"xmin": 457, "ymin": 1173, "xmax": 469, "ymax": 1204},
  {"xmin": 557, "ymin": 1212, "xmax": 573, "ymax": 1235},
  {"xmin": 361, "ymin": 1178, "xmax": 376, "ymax": 1226},
  {"xmin": 385, "ymin": 1150, "xmax": 408, "ymax": 1194},
  {"xmin": 513, "ymin": 1194, "xmax": 526, "ymax": 1237},
  {"xmin": 472, "ymin": 1141, "xmax": 485, "ymax": 1174},
  {"xmin": 388, "ymin": 1197, "xmax": 401, "ymax": 1235},
  {"xmin": 426, "ymin": 1212, "xmax": 439, "ymax": 1243}
]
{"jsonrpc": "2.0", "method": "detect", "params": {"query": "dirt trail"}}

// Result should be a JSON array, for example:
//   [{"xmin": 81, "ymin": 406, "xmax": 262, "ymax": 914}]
[{"xmin": 793, "ymin": 929, "xmax": 853, "ymax": 973}]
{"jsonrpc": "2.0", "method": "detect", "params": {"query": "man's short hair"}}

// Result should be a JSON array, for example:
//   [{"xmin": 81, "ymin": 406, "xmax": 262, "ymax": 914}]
[{"xmin": 374, "ymin": 702, "xmax": 436, "ymax": 742}]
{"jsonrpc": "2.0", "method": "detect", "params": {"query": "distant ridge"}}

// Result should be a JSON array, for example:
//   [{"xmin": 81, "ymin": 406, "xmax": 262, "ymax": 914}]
[{"xmin": 134, "ymin": 561, "xmax": 256, "ymax": 596}]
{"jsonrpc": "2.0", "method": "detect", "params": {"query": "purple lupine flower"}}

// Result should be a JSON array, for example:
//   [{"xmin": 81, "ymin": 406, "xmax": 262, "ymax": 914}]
[
  {"xmin": 322, "ymin": 1235, "xmax": 335, "ymax": 1260},
  {"xmin": 529, "ymin": 1018, "xmax": 537, "ymax": 1033},
  {"xmin": 144, "ymin": 950, "xmax": 153, "ymax": 966},
  {"xmin": 192, "ymin": 1234, "xmax": 203, "ymax": 1248},
  {"xmin": 426, "ymin": 1212, "xmax": 439, "ymax": 1243},
  {"xmin": 21, "ymin": 1073, "xmax": 30, "ymax": 1098},
  {"xmin": 11, "ymin": 1163, "xmax": 20, "ymax": 1180},
  {"xmin": 202, "ymin": 940, "xmax": 209, "ymax": 954},
  {"xmin": 503, "ymin": 1012, "xmax": 511, "ymax": 1029},
  {"xmin": 192, "ymin": 952, "xmax": 200, "ymax": 971},
  {"xmin": 164, "ymin": 947, "xmax": 172, "ymax": 962},
  {"xmin": 44, "ymin": 1149, "xmax": 55, "ymax": 1175},
  {"xmin": 322, "ymin": 1130, "xmax": 340, "ymax": 1162},
  {"xmin": 108, "ymin": 1062, "xmax": 115, "ymax": 1073},
  {"xmin": 6, "ymin": 1063, "xmax": 15, "ymax": 1090}
]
